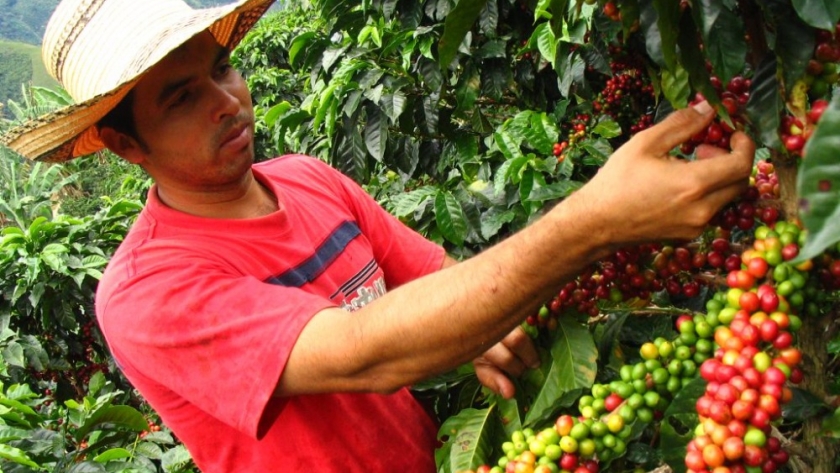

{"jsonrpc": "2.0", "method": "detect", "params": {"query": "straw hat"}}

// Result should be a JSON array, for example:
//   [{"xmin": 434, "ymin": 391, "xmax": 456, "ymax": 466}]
[{"xmin": 0, "ymin": 0, "xmax": 275, "ymax": 163}]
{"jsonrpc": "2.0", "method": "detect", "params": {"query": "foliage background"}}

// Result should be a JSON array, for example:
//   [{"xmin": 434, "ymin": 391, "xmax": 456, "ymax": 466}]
[{"xmin": 0, "ymin": 0, "xmax": 839, "ymax": 471}]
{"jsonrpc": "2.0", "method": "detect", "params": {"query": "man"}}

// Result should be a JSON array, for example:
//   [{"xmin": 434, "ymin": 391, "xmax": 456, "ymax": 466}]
[{"xmin": 1, "ymin": 0, "xmax": 754, "ymax": 471}]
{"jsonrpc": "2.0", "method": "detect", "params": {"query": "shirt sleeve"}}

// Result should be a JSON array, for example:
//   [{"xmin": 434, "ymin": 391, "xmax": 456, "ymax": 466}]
[{"xmin": 97, "ymin": 246, "xmax": 334, "ymax": 439}]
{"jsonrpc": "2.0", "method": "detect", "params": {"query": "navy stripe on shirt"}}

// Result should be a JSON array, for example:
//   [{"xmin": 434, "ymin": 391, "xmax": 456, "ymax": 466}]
[
  {"xmin": 265, "ymin": 220, "xmax": 362, "ymax": 287},
  {"xmin": 329, "ymin": 258, "xmax": 378, "ymax": 300}
]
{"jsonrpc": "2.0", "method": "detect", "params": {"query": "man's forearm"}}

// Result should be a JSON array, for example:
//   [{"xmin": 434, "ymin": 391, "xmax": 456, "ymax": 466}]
[{"xmin": 278, "ymin": 191, "xmax": 608, "ymax": 395}]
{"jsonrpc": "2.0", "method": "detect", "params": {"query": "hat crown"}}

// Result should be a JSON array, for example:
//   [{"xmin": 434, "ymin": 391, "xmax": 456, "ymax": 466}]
[{"xmin": 42, "ymin": 0, "xmax": 196, "ymax": 103}]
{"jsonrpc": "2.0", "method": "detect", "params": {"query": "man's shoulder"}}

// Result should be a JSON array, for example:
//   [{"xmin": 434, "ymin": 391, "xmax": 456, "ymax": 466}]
[
  {"xmin": 255, "ymin": 155, "xmax": 347, "ymax": 194},
  {"xmin": 255, "ymin": 154, "xmax": 331, "ymax": 173}
]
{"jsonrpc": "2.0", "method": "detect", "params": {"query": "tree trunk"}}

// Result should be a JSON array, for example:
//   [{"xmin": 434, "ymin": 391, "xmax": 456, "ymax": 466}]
[{"xmin": 774, "ymin": 154, "xmax": 840, "ymax": 472}]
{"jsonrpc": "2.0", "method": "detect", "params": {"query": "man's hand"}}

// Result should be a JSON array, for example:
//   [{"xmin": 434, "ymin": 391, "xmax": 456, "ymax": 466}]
[
  {"xmin": 474, "ymin": 326, "xmax": 540, "ymax": 399},
  {"xmin": 565, "ymin": 101, "xmax": 755, "ymax": 247}
]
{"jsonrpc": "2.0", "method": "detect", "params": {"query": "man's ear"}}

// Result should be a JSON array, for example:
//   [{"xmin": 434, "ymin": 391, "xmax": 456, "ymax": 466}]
[{"xmin": 98, "ymin": 127, "xmax": 146, "ymax": 164}]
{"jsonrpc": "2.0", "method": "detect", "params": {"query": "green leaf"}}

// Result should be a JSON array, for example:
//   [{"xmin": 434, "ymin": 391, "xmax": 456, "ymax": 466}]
[
  {"xmin": 0, "ymin": 398, "xmax": 38, "ymax": 418},
  {"xmin": 544, "ymin": 0, "xmax": 570, "ymax": 37},
  {"xmin": 88, "ymin": 372, "xmax": 107, "ymax": 397},
  {"xmin": 161, "ymin": 444, "xmax": 194, "ymax": 470},
  {"xmin": 642, "ymin": 0, "xmax": 680, "ymax": 71},
  {"xmin": 619, "ymin": 0, "xmax": 642, "ymax": 41},
  {"xmin": 494, "ymin": 394, "xmax": 523, "ymax": 435},
  {"xmin": 580, "ymin": 138, "xmax": 613, "ymax": 166},
  {"xmin": 515, "ymin": 112, "xmax": 560, "ymax": 155},
  {"xmin": 479, "ymin": 207, "xmax": 517, "ymax": 240},
  {"xmin": 766, "ymin": 0, "xmax": 817, "ymax": 89},
  {"xmin": 524, "ymin": 316, "xmax": 597, "ymax": 426},
  {"xmin": 437, "ymin": 407, "xmax": 496, "ymax": 471},
  {"xmin": 92, "ymin": 448, "xmax": 133, "ymax": 463},
  {"xmin": 557, "ymin": 50, "xmax": 586, "ymax": 98},
  {"xmin": 263, "ymin": 101, "xmax": 292, "ymax": 128},
  {"xmin": 313, "ymin": 83, "xmax": 338, "ymax": 132},
  {"xmin": 782, "ymin": 387, "xmax": 830, "ymax": 421},
  {"xmin": 475, "ymin": 39, "xmax": 507, "ymax": 59},
  {"xmin": 691, "ymin": 0, "xmax": 747, "ymax": 85},
  {"xmin": 660, "ymin": 377, "xmax": 706, "ymax": 473},
  {"xmin": 364, "ymin": 106, "xmax": 388, "ymax": 163},
  {"xmin": 418, "ymin": 57, "xmax": 444, "ymax": 91},
  {"xmin": 438, "ymin": 0, "xmax": 489, "ymax": 68},
  {"xmin": 455, "ymin": 64, "xmax": 481, "ymax": 115},
  {"xmin": 2, "ymin": 343, "xmax": 25, "ymax": 368},
  {"xmin": 536, "ymin": 23, "xmax": 558, "ymax": 69},
  {"xmin": 134, "ymin": 441, "xmax": 165, "ymax": 459},
  {"xmin": 591, "ymin": 118, "xmax": 622, "ymax": 139},
  {"xmin": 677, "ymin": 13, "xmax": 719, "ymax": 109},
  {"xmin": 0, "ymin": 425, "xmax": 29, "ymax": 443},
  {"xmin": 434, "ymin": 191, "xmax": 468, "ymax": 246},
  {"xmin": 578, "ymin": 43, "xmax": 612, "ymax": 76},
  {"xmin": 75, "ymin": 405, "xmax": 149, "ymax": 442},
  {"xmin": 661, "ymin": 65, "xmax": 691, "ymax": 109},
  {"xmin": 333, "ymin": 117, "xmax": 369, "ymax": 183},
  {"xmin": 494, "ymin": 131, "xmax": 525, "ymax": 162},
  {"xmin": 27, "ymin": 283, "xmax": 45, "ymax": 310},
  {"xmin": 288, "ymin": 31, "xmax": 318, "ymax": 67},
  {"xmin": 528, "ymin": 179, "xmax": 583, "ymax": 202},
  {"xmin": 796, "ymin": 94, "xmax": 840, "ymax": 261},
  {"xmin": 791, "ymin": 0, "xmax": 840, "ymax": 30},
  {"xmin": 380, "ymin": 91, "xmax": 407, "ymax": 124},
  {"xmin": 68, "ymin": 461, "xmax": 109, "ymax": 472},
  {"xmin": 0, "ymin": 443, "xmax": 39, "ymax": 468},
  {"xmin": 822, "ymin": 406, "xmax": 840, "ymax": 438},
  {"xmin": 745, "ymin": 55, "xmax": 784, "ymax": 150},
  {"xmin": 391, "ymin": 188, "xmax": 437, "ymax": 217}
]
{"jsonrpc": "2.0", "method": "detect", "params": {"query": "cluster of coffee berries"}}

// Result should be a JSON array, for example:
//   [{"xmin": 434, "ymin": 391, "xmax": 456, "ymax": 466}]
[
  {"xmin": 471, "ymin": 420, "xmax": 603, "ymax": 473},
  {"xmin": 806, "ymin": 23, "xmax": 840, "ymax": 98},
  {"xmin": 711, "ymin": 188, "xmax": 762, "ymax": 233},
  {"xmin": 592, "ymin": 64, "xmax": 655, "ymax": 135},
  {"xmin": 815, "ymin": 242, "xmax": 840, "ymax": 291},
  {"xmin": 685, "ymin": 221, "xmax": 810, "ymax": 472},
  {"xmin": 780, "ymin": 98, "xmax": 829, "ymax": 157},
  {"xmin": 680, "ymin": 76, "xmax": 750, "ymax": 155},
  {"xmin": 602, "ymin": 1, "xmax": 619, "ymax": 21},
  {"xmin": 582, "ymin": 331, "xmax": 707, "ymax": 415},
  {"xmin": 31, "ymin": 319, "xmax": 110, "ymax": 399},
  {"xmin": 753, "ymin": 160, "xmax": 780, "ymax": 202}
]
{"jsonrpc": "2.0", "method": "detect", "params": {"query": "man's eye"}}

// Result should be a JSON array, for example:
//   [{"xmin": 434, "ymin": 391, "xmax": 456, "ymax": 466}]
[{"xmin": 170, "ymin": 92, "xmax": 189, "ymax": 108}]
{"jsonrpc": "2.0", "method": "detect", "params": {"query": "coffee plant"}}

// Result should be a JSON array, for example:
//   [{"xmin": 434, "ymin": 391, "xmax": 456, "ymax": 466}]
[{"xmin": 1, "ymin": 0, "xmax": 840, "ymax": 471}]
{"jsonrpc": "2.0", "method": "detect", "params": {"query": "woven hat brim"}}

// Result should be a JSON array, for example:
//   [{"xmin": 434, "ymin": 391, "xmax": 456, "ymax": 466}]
[{"xmin": 0, "ymin": 0, "xmax": 275, "ymax": 163}]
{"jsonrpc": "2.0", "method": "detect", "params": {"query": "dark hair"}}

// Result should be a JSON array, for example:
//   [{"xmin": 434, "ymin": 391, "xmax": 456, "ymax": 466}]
[{"xmin": 97, "ymin": 90, "xmax": 149, "ymax": 152}]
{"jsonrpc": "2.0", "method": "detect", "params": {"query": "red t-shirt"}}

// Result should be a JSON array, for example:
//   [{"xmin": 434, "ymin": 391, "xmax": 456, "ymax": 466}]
[{"xmin": 95, "ymin": 155, "xmax": 446, "ymax": 472}]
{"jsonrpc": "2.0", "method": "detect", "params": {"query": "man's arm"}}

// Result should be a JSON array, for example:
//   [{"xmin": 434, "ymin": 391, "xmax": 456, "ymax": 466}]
[
  {"xmin": 438, "ymin": 255, "xmax": 542, "ymax": 399},
  {"xmin": 275, "ymin": 102, "xmax": 754, "ymax": 396}
]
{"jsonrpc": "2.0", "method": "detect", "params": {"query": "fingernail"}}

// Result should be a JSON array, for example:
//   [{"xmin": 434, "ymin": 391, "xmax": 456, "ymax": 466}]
[{"xmin": 692, "ymin": 100, "xmax": 713, "ymax": 115}]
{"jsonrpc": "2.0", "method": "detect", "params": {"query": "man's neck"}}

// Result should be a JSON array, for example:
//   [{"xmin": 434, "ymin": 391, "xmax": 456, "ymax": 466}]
[{"xmin": 155, "ymin": 171, "xmax": 279, "ymax": 219}]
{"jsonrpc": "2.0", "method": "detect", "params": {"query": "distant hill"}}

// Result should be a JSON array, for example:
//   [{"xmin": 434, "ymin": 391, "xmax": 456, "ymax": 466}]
[
  {"xmin": 0, "ymin": 0, "xmax": 250, "ymax": 45},
  {"xmin": 0, "ymin": 0, "xmax": 282, "ymax": 116},
  {"xmin": 0, "ymin": 40, "xmax": 59, "ymax": 108}
]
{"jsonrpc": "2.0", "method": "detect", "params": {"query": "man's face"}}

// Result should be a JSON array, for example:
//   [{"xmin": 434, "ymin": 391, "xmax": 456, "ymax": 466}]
[{"xmin": 126, "ymin": 32, "xmax": 256, "ymax": 191}]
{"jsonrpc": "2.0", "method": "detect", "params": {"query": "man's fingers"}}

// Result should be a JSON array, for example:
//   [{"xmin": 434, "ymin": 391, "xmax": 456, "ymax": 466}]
[
  {"xmin": 474, "ymin": 361, "xmax": 515, "ymax": 399},
  {"xmin": 689, "ymin": 131, "xmax": 754, "ymax": 192},
  {"xmin": 479, "ymin": 343, "xmax": 528, "ymax": 377},
  {"xmin": 503, "ymin": 327, "xmax": 541, "ymax": 370},
  {"xmin": 697, "ymin": 180, "xmax": 751, "ymax": 227},
  {"xmin": 632, "ymin": 101, "xmax": 716, "ymax": 156}
]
